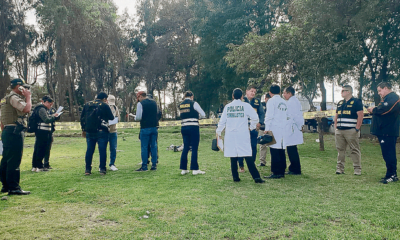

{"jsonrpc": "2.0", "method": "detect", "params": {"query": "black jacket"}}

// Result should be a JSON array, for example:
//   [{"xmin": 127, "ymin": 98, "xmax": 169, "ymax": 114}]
[{"xmin": 370, "ymin": 92, "xmax": 400, "ymax": 137}]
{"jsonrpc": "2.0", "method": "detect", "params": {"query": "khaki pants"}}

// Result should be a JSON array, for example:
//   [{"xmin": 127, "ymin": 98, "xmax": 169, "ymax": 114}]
[
  {"xmin": 259, "ymin": 130, "xmax": 268, "ymax": 165},
  {"xmin": 335, "ymin": 128, "xmax": 361, "ymax": 174}
]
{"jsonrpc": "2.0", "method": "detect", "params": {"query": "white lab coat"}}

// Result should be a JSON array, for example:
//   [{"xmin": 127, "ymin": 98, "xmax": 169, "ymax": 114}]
[
  {"xmin": 285, "ymin": 96, "xmax": 304, "ymax": 146},
  {"xmin": 216, "ymin": 99, "xmax": 259, "ymax": 157},
  {"xmin": 264, "ymin": 95, "xmax": 289, "ymax": 149}
]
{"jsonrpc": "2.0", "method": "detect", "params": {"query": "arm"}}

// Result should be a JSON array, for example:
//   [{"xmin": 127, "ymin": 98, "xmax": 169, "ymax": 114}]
[
  {"xmin": 356, "ymin": 111, "xmax": 363, "ymax": 130},
  {"xmin": 216, "ymin": 106, "xmax": 227, "ymax": 136},
  {"xmin": 103, "ymin": 104, "xmax": 115, "ymax": 121},
  {"xmin": 135, "ymin": 102, "xmax": 143, "ymax": 121},
  {"xmin": 80, "ymin": 104, "xmax": 87, "ymax": 130},
  {"xmin": 38, "ymin": 107, "xmax": 56, "ymax": 123},
  {"xmin": 247, "ymin": 104, "xmax": 259, "ymax": 131},
  {"xmin": 264, "ymin": 99, "xmax": 275, "ymax": 131},
  {"xmin": 372, "ymin": 95, "xmax": 400, "ymax": 115},
  {"xmin": 258, "ymin": 101, "xmax": 265, "ymax": 124},
  {"xmin": 194, "ymin": 102, "xmax": 206, "ymax": 118},
  {"xmin": 21, "ymin": 89, "xmax": 32, "ymax": 113},
  {"xmin": 334, "ymin": 113, "xmax": 338, "ymax": 129}
]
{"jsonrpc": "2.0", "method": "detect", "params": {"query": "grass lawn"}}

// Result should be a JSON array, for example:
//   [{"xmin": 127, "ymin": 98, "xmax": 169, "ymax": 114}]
[{"xmin": 1, "ymin": 126, "xmax": 399, "ymax": 239}]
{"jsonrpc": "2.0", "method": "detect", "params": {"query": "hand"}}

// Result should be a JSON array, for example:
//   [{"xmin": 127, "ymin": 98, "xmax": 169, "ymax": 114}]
[
  {"xmin": 54, "ymin": 113, "xmax": 60, "ymax": 117},
  {"xmin": 21, "ymin": 88, "xmax": 31, "ymax": 98},
  {"xmin": 82, "ymin": 131, "xmax": 86, "ymax": 138},
  {"xmin": 256, "ymin": 123, "xmax": 261, "ymax": 130},
  {"xmin": 367, "ymin": 107, "xmax": 374, "ymax": 113}
]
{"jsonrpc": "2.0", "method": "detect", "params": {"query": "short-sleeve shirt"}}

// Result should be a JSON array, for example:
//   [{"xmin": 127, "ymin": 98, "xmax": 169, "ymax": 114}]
[{"xmin": 10, "ymin": 95, "xmax": 27, "ymax": 116}]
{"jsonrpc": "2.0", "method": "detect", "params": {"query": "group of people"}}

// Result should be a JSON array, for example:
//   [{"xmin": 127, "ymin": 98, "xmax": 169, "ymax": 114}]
[{"xmin": 1, "ymin": 78, "xmax": 399, "ymax": 196}]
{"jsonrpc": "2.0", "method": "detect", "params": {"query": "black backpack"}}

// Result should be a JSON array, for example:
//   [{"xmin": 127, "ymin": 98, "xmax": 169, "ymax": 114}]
[
  {"xmin": 84, "ymin": 101, "xmax": 101, "ymax": 133},
  {"xmin": 27, "ymin": 105, "xmax": 45, "ymax": 133}
]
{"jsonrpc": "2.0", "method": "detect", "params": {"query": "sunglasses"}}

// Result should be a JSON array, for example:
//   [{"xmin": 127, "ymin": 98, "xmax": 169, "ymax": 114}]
[{"xmin": 341, "ymin": 90, "xmax": 349, "ymax": 93}]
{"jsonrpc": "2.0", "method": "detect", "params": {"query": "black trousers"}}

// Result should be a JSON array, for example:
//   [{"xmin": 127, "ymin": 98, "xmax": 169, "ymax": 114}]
[
  {"xmin": 270, "ymin": 148, "xmax": 286, "ymax": 175},
  {"xmin": 0, "ymin": 127, "xmax": 24, "ymax": 191},
  {"xmin": 32, "ymin": 130, "xmax": 53, "ymax": 169},
  {"xmin": 230, "ymin": 157, "xmax": 261, "ymax": 181},
  {"xmin": 238, "ymin": 130, "xmax": 258, "ymax": 167},
  {"xmin": 378, "ymin": 136, "xmax": 398, "ymax": 178},
  {"xmin": 180, "ymin": 126, "xmax": 200, "ymax": 170},
  {"xmin": 43, "ymin": 135, "xmax": 54, "ymax": 168},
  {"xmin": 287, "ymin": 145, "xmax": 301, "ymax": 174}
]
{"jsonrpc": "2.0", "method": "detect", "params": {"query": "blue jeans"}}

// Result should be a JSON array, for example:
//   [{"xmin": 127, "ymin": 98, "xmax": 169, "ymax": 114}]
[
  {"xmin": 140, "ymin": 127, "xmax": 158, "ymax": 170},
  {"xmin": 180, "ymin": 126, "xmax": 200, "ymax": 170},
  {"xmin": 238, "ymin": 130, "xmax": 258, "ymax": 167},
  {"xmin": 109, "ymin": 132, "xmax": 118, "ymax": 166},
  {"xmin": 85, "ymin": 131, "xmax": 109, "ymax": 172}
]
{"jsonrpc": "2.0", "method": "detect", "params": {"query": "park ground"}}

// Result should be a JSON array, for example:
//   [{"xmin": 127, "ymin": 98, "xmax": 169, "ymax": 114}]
[{"xmin": 0, "ymin": 127, "xmax": 399, "ymax": 239}]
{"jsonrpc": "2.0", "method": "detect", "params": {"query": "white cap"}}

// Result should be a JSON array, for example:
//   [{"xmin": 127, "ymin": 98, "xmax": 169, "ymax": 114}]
[{"xmin": 108, "ymin": 95, "xmax": 116, "ymax": 106}]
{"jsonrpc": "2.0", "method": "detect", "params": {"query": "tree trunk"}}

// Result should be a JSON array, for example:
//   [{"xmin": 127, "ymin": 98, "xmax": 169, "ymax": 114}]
[
  {"xmin": 319, "ymin": 79, "xmax": 327, "ymax": 111},
  {"xmin": 317, "ymin": 117, "xmax": 324, "ymax": 151}
]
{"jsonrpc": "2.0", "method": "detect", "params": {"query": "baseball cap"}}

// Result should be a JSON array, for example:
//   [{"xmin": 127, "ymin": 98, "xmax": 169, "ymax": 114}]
[
  {"xmin": 10, "ymin": 78, "xmax": 30, "ymax": 88},
  {"xmin": 108, "ymin": 95, "xmax": 116, "ymax": 106},
  {"xmin": 136, "ymin": 91, "xmax": 146, "ymax": 101},
  {"xmin": 96, "ymin": 92, "xmax": 108, "ymax": 100}
]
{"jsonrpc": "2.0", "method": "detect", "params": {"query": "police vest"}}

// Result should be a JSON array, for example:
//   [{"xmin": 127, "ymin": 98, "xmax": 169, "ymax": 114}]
[
  {"xmin": 179, "ymin": 99, "xmax": 199, "ymax": 126},
  {"xmin": 0, "ymin": 91, "xmax": 27, "ymax": 126},
  {"xmin": 35, "ymin": 104, "xmax": 52, "ymax": 132},
  {"xmin": 336, "ymin": 97, "xmax": 362, "ymax": 130}
]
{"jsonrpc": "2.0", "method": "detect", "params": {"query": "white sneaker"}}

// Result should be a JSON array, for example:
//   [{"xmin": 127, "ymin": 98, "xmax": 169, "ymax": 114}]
[
  {"xmin": 36, "ymin": 168, "xmax": 43, "ymax": 172},
  {"xmin": 138, "ymin": 162, "xmax": 143, "ymax": 165},
  {"xmin": 31, "ymin": 168, "xmax": 37, "ymax": 172},
  {"xmin": 110, "ymin": 165, "xmax": 118, "ymax": 171},
  {"xmin": 181, "ymin": 170, "xmax": 190, "ymax": 175},
  {"xmin": 192, "ymin": 170, "xmax": 205, "ymax": 175}
]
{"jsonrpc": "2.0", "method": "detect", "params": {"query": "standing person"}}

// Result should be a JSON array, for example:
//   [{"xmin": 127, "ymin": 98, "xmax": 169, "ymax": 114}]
[
  {"xmin": 216, "ymin": 88, "xmax": 264, "ymax": 183},
  {"xmin": 368, "ymin": 82, "xmax": 400, "ymax": 184},
  {"xmin": 0, "ymin": 78, "xmax": 32, "ymax": 195},
  {"xmin": 80, "ymin": 92, "xmax": 114, "ymax": 175},
  {"xmin": 264, "ymin": 84, "xmax": 288, "ymax": 179},
  {"xmin": 31, "ymin": 96, "xmax": 60, "ymax": 172},
  {"xmin": 135, "ymin": 91, "xmax": 159, "ymax": 172},
  {"xmin": 179, "ymin": 91, "xmax": 206, "ymax": 175},
  {"xmin": 334, "ymin": 85, "xmax": 363, "ymax": 175},
  {"xmin": 43, "ymin": 107, "xmax": 58, "ymax": 170},
  {"xmin": 107, "ymin": 95, "xmax": 120, "ymax": 171},
  {"xmin": 282, "ymin": 86, "xmax": 304, "ymax": 175},
  {"xmin": 237, "ymin": 86, "xmax": 265, "ymax": 172},
  {"xmin": 258, "ymin": 93, "xmax": 271, "ymax": 167}
]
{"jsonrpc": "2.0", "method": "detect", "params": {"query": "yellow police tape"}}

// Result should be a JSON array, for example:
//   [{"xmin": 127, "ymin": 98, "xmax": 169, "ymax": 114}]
[
  {"xmin": 303, "ymin": 108, "xmax": 369, "ymax": 120},
  {"xmin": 52, "ymin": 118, "xmax": 220, "ymax": 131}
]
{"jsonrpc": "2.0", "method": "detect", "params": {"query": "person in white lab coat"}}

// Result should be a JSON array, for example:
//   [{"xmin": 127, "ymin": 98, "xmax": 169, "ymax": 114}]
[
  {"xmin": 283, "ymin": 86, "xmax": 304, "ymax": 175},
  {"xmin": 216, "ymin": 88, "xmax": 264, "ymax": 183},
  {"xmin": 264, "ymin": 85, "xmax": 289, "ymax": 179}
]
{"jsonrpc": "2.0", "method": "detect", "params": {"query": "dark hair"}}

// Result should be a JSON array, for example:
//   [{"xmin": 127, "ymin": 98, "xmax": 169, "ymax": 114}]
[
  {"xmin": 96, "ymin": 92, "xmax": 108, "ymax": 100},
  {"xmin": 285, "ymin": 86, "xmax": 295, "ymax": 96},
  {"xmin": 246, "ymin": 85, "xmax": 256, "ymax": 91},
  {"xmin": 270, "ymin": 84, "xmax": 280, "ymax": 94},
  {"xmin": 342, "ymin": 84, "xmax": 353, "ymax": 93},
  {"xmin": 265, "ymin": 93, "xmax": 271, "ymax": 99},
  {"xmin": 184, "ymin": 91, "xmax": 194, "ymax": 98},
  {"xmin": 42, "ymin": 95, "xmax": 54, "ymax": 103},
  {"xmin": 233, "ymin": 88, "xmax": 243, "ymax": 99},
  {"xmin": 377, "ymin": 81, "xmax": 392, "ymax": 90}
]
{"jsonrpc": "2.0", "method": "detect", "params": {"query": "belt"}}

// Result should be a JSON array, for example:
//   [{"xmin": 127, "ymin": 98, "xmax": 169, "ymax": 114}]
[
  {"xmin": 4, "ymin": 124, "xmax": 17, "ymax": 126},
  {"xmin": 4, "ymin": 125, "xmax": 16, "ymax": 129},
  {"xmin": 37, "ymin": 126, "xmax": 52, "ymax": 131}
]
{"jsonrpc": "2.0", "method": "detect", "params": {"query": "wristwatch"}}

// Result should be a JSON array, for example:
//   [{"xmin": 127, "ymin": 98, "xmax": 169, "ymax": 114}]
[{"xmin": 355, "ymin": 128, "xmax": 360, "ymax": 132}]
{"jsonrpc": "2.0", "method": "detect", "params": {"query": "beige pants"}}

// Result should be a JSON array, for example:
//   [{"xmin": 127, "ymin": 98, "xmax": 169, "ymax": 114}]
[
  {"xmin": 259, "ymin": 130, "xmax": 268, "ymax": 165},
  {"xmin": 335, "ymin": 128, "xmax": 361, "ymax": 174}
]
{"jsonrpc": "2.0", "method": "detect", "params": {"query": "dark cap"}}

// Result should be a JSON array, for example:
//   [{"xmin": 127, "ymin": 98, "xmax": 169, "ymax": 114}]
[
  {"xmin": 136, "ymin": 91, "xmax": 146, "ymax": 101},
  {"xmin": 96, "ymin": 92, "xmax": 108, "ymax": 100},
  {"xmin": 42, "ymin": 95, "xmax": 54, "ymax": 103},
  {"xmin": 10, "ymin": 78, "xmax": 30, "ymax": 88}
]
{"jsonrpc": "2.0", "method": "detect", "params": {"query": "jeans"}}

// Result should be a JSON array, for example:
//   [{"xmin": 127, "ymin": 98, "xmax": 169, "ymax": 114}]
[
  {"xmin": 140, "ymin": 127, "xmax": 158, "ymax": 170},
  {"xmin": 85, "ymin": 131, "xmax": 109, "ymax": 172},
  {"xmin": 180, "ymin": 126, "xmax": 200, "ymax": 170},
  {"xmin": 238, "ymin": 129, "xmax": 258, "ymax": 167},
  {"xmin": 109, "ymin": 132, "xmax": 118, "ymax": 166},
  {"xmin": 378, "ymin": 136, "xmax": 398, "ymax": 178}
]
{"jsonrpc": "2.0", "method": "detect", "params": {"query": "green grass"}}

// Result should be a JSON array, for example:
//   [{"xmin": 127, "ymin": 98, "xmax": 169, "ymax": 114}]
[{"xmin": 1, "ymin": 127, "xmax": 400, "ymax": 239}]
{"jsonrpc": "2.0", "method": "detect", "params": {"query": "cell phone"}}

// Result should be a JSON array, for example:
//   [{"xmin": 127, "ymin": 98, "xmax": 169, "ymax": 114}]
[{"xmin": 18, "ymin": 86, "xmax": 24, "ymax": 91}]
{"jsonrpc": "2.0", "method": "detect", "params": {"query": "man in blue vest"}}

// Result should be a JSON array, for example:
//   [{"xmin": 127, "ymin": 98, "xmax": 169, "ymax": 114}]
[
  {"xmin": 237, "ymin": 86, "xmax": 265, "ymax": 172},
  {"xmin": 334, "ymin": 85, "xmax": 363, "ymax": 175},
  {"xmin": 135, "ymin": 91, "xmax": 159, "ymax": 171},
  {"xmin": 179, "ymin": 91, "xmax": 206, "ymax": 175}
]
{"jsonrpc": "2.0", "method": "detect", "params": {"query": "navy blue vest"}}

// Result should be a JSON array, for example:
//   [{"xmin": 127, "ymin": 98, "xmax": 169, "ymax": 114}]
[{"xmin": 179, "ymin": 99, "xmax": 199, "ymax": 126}]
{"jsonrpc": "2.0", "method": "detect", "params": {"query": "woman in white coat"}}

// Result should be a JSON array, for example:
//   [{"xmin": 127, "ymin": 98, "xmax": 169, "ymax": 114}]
[
  {"xmin": 283, "ymin": 86, "xmax": 304, "ymax": 175},
  {"xmin": 216, "ymin": 88, "xmax": 264, "ymax": 183},
  {"xmin": 264, "ymin": 85, "xmax": 289, "ymax": 179}
]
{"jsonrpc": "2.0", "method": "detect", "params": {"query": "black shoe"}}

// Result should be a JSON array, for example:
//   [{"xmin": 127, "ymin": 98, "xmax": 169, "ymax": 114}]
[
  {"xmin": 264, "ymin": 174, "xmax": 284, "ymax": 179},
  {"xmin": 336, "ymin": 171, "xmax": 344, "ymax": 174},
  {"xmin": 233, "ymin": 178, "xmax": 241, "ymax": 182},
  {"xmin": 8, "ymin": 189, "xmax": 30, "ymax": 195},
  {"xmin": 99, "ymin": 170, "xmax": 106, "ymax": 175},
  {"xmin": 286, "ymin": 171, "xmax": 301, "ymax": 175},
  {"xmin": 43, "ymin": 168, "xmax": 49, "ymax": 172},
  {"xmin": 381, "ymin": 175, "xmax": 398, "ymax": 184},
  {"xmin": 85, "ymin": 170, "xmax": 91, "ymax": 175},
  {"xmin": 258, "ymin": 163, "xmax": 266, "ymax": 167},
  {"xmin": 136, "ymin": 168, "xmax": 148, "ymax": 172},
  {"xmin": 254, "ymin": 178, "xmax": 265, "ymax": 183},
  {"xmin": 1, "ymin": 188, "xmax": 8, "ymax": 193},
  {"xmin": 150, "ymin": 166, "xmax": 157, "ymax": 171}
]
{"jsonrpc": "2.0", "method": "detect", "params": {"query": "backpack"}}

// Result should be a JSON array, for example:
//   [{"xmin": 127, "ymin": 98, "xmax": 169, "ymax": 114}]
[
  {"xmin": 84, "ymin": 101, "xmax": 101, "ymax": 133},
  {"xmin": 27, "ymin": 105, "xmax": 45, "ymax": 133}
]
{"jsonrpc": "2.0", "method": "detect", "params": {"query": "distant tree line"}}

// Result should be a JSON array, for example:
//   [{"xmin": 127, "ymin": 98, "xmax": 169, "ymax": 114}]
[{"xmin": 1, "ymin": 0, "xmax": 399, "ymax": 120}]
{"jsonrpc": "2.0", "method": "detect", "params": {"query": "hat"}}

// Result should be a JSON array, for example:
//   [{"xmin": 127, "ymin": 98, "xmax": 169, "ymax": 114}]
[
  {"xmin": 10, "ymin": 78, "xmax": 30, "ymax": 88},
  {"xmin": 108, "ymin": 95, "xmax": 116, "ymax": 106},
  {"xmin": 42, "ymin": 95, "xmax": 54, "ymax": 103},
  {"xmin": 96, "ymin": 92, "xmax": 108, "ymax": 100},
  {"xmin": 136, "ymin": 91, "xmax": 146, "ymax": 101}
]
